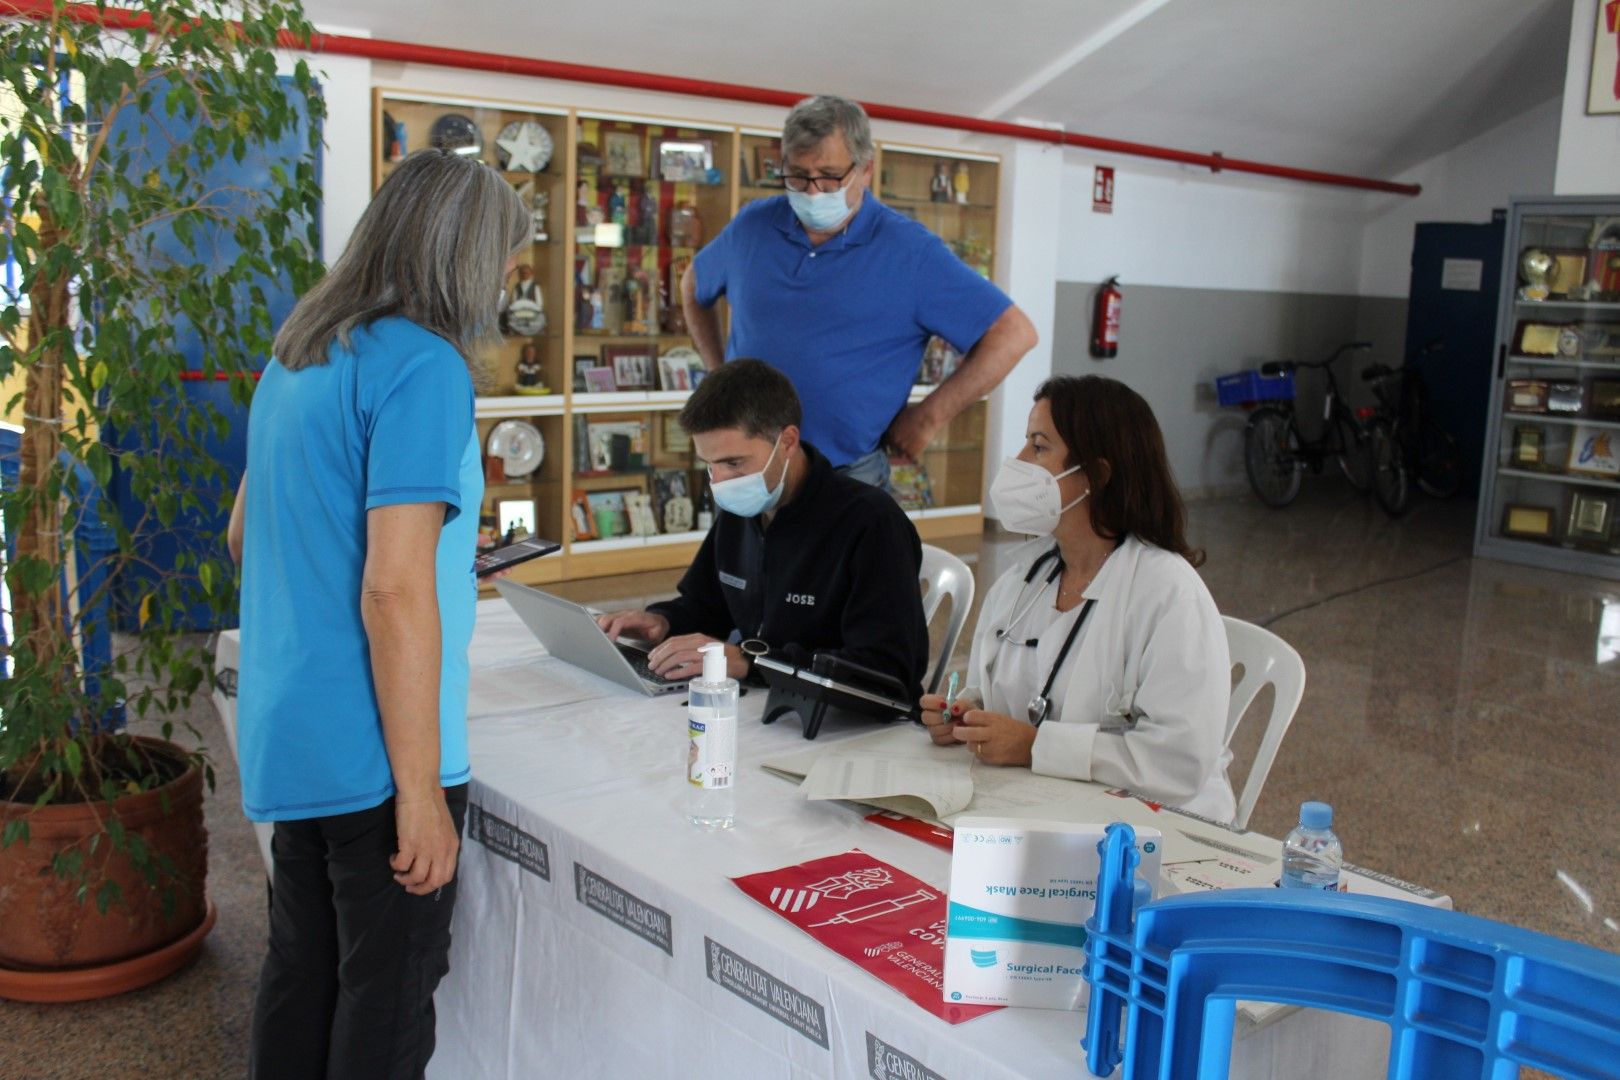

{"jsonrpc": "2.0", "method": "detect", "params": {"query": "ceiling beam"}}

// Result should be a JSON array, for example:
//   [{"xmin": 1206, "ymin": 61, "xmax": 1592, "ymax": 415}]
[{"xmin": 978, "ymin": 0, "xmax": 1179, "ymax": 121}]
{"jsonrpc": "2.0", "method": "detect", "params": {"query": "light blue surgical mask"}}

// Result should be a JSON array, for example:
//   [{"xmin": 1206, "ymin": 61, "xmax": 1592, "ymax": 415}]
[
  {"xmin": 710, "ymin": 438, "xmax": 785, "ymax": 518},
  {"xmin": 786, "ymin": 186, "xmax": 854, "ymax": 232}
]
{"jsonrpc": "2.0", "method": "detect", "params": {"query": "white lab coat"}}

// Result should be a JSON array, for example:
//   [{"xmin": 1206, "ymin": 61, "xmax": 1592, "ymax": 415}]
[{"xmin": 965, "ymin": 535, "xmax": 1235, "ymax": 822}]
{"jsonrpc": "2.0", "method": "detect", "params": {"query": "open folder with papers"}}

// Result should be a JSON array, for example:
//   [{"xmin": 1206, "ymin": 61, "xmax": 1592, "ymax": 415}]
[{"xmin": 762, "ymin": 726, "xmax": 1280, "ymax": 866}]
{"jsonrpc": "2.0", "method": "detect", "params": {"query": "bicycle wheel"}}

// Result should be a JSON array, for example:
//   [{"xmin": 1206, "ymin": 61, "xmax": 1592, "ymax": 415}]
[
  {"xmin": 1415, "ymin": 423, "xmax": 1463, "ymax": 499},
  {"xmin": 1332, "ymin": 408, "xmax": 1373, "ymax": 492},
  {"xmin": 1369, "ymin": 421, "xmax": 1410, "ymax": 516},
  {"xmin": 1244, "ymin": 406, "xmax": 1301, "ymax": 508}
]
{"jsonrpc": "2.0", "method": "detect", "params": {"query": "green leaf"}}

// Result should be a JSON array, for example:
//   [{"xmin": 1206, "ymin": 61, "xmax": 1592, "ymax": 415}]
[
  {"xmin": 63, "ymin": 740, "xmax": 83, "ymax": 778},
  {"xmin": 1, "ymin": 820, "xmax": 27, "ymax": 849}
]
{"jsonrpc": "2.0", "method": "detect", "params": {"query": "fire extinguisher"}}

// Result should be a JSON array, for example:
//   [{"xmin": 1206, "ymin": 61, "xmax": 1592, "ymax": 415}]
[{"xmin": 1090, "ymin": 275, "xmax": 1122, "ymax": 359}]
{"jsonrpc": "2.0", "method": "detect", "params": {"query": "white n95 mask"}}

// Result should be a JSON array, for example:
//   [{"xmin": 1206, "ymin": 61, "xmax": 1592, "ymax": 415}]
[{"xmin": 989, "ymin": 457, "xmax": 1087, "ymax": 535}]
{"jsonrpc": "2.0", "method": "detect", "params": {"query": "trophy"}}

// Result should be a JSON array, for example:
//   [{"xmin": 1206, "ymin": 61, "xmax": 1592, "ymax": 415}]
[
  {"xmin": 532, "ymin": 191, "xmax": 549, "ymax": 242},
  {"xmin": 1518, "ymin": 248, "xmax": 1554, "ymax": 301}
]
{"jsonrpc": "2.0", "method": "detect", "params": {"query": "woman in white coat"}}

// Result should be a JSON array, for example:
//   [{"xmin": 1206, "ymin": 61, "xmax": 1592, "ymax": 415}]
[{"xmin": 919, "ymin": 375, "xmax": 1235, "ymax": 822}]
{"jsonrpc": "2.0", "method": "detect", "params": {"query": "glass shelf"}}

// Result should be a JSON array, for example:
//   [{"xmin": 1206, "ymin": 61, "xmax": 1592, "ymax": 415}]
[{"xmin": 1497, "ymin": 466, "xmax": 1620, "ymax": 492}]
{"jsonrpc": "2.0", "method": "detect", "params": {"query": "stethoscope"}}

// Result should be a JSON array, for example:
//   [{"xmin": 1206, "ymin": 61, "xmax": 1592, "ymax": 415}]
[{"xmin": 989, "ymin": 547, "xmax": 1095, "ymax": 726}]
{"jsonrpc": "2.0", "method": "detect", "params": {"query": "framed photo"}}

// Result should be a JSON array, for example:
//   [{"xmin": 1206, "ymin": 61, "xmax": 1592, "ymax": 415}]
[
  {"xmin": 651, "ymin": 468, "xmax": 693, "ymax": 533},
  {"xmin": 586, "ymin": 419, "xmax": 647, "ymax": 472},
  {"xmin": 604, "ymin": 344, "xmax": 656, "ymax": 390},
  {"xmin": 660, "ymin": 412, "xmax": 692, "ymax": 456},
  {"xmin": 1589, "ymin": 378, "xmax": 1620, "ymax": 419},
  {"xmin": 1512, "ymin": 425, "xmax": 1544, "ymax": 468},
  {"xmin": 569, "ymin": 490, "xmax": 596, "ymax": 541},
  {"xmin": 1566, "ymin": 491, "xmax": 1615, "ymax": 543},
  {"xmin": 657, "ymin": 353, "xmax": 690, "ymax": 391},
  {"xmin": 752, "ymin": 143, "xmax": 784, "ymax": 187},
  {"xmin": 1506, "ymin": 378, "xmax": 1549, "ymax": 413},
  {"xmin": 1501, "ymin": 503, "xmax": 1556, "ymax": 540},
  {"xmin": 583, "ymin": 367, "xmax": 619, "ymax": 394},
  {"xmin": 573, "ymin": 356, "xmax": 599, "ymax": 392},
  {"xmin": 1567, "ymin": 424, "xmax": 1620, "ymax": 478},
  {"xmin": 602, "ymin": 130, "xmax": 644, "ymax": 177},
  {"xmin": 652, "ymin": 136, "xmax": 714, "ymax": 183},
  {"xmin": 497, "ymin": 498, "xmax": 537, "ymax": 542},
  {"xmin": 1515, "ymin": 323, "xmax": 1562, "ymax": 356},
  {"xmin": 585, "ymin": 488, "xmax": 635, "ymax": 538},
  {"xmin": 1588, "ymin": 1, "xmax": 1620, "ymax": 115}
]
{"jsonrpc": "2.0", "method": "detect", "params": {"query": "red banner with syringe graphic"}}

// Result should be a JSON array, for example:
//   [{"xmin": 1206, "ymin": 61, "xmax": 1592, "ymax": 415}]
[{"xmin": 732, "ymin": 849, "xmax": 1000, "ymax": 1024}]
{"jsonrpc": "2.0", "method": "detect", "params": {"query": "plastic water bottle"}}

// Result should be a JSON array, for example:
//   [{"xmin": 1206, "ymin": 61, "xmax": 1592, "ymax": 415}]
[
  {"xmin": 1280, "ymin": 801, "xmax": 1342, "ymax": 890},
  {"xmin": 687, "ymin": 642, "xmax": 737, "ymax": 829}
]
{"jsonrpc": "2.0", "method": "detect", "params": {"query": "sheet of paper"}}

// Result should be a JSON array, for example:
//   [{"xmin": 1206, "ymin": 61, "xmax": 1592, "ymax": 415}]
[
  {"xmin": 762, "ymin": 725, "xmax": 942, "ymax": 782},
  {"xmin": 801, "ymin": 753, "xmax": 973, "ymax": 819}
]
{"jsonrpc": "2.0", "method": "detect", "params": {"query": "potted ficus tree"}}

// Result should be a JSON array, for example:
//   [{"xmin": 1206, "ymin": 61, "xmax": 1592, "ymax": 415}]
[{"xmin": 0, "ymin": 0, "xmax": 323, "ymax": 999}]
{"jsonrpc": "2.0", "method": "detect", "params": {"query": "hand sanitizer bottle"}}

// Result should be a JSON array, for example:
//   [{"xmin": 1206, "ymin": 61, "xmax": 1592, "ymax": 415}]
[{"xmin": 688, "ymin": 642, "xmax": 737, "ymax": 829}]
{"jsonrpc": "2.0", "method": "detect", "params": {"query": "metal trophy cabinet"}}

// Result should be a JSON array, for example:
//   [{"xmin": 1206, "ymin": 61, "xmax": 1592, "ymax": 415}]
[{"xmin": 1475, "ymin": 195, "xmax": 1620, "ymax": 581}]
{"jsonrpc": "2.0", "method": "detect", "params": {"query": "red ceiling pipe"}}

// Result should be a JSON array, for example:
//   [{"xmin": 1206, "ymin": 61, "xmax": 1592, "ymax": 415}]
[{"xmin": 4, "ymin": 0, "xmax": 1422, "ymax": 197}]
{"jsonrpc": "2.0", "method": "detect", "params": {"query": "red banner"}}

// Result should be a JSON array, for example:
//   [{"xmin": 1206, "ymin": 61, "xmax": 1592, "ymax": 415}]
[{"xmin": 732, "ymin": 849, "xmax": 999, "ymax": 1024}]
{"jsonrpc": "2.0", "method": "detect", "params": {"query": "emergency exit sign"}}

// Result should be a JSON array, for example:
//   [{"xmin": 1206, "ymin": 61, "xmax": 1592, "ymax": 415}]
[{"xmin": 1093, "ymin": 166, "xmax": 1115, "ymax": 213}]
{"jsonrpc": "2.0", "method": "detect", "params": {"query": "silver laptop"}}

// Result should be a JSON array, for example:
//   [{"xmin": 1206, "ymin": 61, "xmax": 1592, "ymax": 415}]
[{"xmin": 493, "ymin": 579, "xmax": 687, "ymax": 697}]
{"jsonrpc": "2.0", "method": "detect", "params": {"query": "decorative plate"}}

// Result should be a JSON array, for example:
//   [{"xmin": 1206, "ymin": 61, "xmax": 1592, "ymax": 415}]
[
  {"xmin": 504, "ymin": 297, "xmax": 546, "ymax": 336},
  {"xmin": 487, "ymin": 419, "xmax": 544, "ymax": 477},
  {"xmin": 495, "ymin": 119, "xmax": 554, "ymax": 173}
]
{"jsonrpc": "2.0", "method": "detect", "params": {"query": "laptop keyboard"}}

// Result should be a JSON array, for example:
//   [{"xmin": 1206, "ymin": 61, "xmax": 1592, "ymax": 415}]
[{"xmin": 616, "ymin": 642, "xmax": 681, "ymax": 687}]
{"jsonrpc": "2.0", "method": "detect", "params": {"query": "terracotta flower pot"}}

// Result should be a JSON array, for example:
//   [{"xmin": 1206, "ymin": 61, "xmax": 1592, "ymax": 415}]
[{"xmin": 0, "ymin": 736, "xmax": 209, "ymax": 972}]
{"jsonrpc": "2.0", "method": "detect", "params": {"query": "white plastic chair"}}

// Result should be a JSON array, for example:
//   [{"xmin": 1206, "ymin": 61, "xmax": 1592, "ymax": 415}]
[
  {"xmin": 1222, "ymin": 616, "xmax": 1306, "ymax": 831},
  {"xmin": 919, "ymin": 544, "xmax": 975, "ymax": 695}
]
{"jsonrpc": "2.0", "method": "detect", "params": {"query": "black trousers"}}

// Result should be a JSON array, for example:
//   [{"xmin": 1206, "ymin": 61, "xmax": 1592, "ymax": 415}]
[{"xmin": 250, "ymin": 784, "xmax": 469, "ymax": 1080}]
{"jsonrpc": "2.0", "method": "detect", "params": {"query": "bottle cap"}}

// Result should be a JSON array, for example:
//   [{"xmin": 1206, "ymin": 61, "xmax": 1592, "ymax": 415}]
[
  {"xmin": 1300, "ymin": 801, "xmax": 1333, "ymax": 829},
  {"xmin": 700, "ymin": 642, "xmax": 727, "ymax": 684}
]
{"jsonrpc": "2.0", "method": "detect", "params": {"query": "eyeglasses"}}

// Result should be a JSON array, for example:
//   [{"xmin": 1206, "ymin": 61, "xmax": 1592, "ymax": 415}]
[{"xmin": 782, "ymin": 163, "xmax": 857, "ymax": 194}]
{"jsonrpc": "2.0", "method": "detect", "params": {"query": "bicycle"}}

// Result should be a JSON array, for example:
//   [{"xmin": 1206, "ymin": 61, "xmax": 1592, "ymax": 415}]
[
  {"xmin": 1358, "ymin": 338, "xmax": 1463, "ymax": 516},
  {"xmin": 1238, "ymin": 342, "xmax": 1375, "ymax": 508}
]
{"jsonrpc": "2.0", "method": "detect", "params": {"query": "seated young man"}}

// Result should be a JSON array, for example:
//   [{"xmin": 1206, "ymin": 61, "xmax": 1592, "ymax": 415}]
[{"xmin": 596, "ymin": 359, "xmax": 929, "ymax": 697}]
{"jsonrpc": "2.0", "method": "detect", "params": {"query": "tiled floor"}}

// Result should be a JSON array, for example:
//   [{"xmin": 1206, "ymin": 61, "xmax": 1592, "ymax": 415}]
[{"xmin": 3, "ymin": 482, "xmax": 1616, "ymax": 1077}]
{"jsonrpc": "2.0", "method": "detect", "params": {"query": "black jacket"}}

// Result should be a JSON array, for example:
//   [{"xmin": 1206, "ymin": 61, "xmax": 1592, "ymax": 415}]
[{"xmin": 647, "ymin": 443, "xmax": 929, "ymax": 698}]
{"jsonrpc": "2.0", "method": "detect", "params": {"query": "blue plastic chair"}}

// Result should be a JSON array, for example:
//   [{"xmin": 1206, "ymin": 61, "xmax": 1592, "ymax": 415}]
[{"xmin": 1082, "ymin": 824, "xmax": 1620, "ymax": 1079}]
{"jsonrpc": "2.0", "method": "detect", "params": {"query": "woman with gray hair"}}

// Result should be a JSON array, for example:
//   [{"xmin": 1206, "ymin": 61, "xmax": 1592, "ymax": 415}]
[{"xmin": 230, "ymin": 148, "xmax": 527, "ymax": 1079}]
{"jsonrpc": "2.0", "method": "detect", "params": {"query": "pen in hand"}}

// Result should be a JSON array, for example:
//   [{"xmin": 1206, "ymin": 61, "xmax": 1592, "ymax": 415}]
[{"xmin": 943, "ymin": 671, "xmax": 960, "ymax": 719}]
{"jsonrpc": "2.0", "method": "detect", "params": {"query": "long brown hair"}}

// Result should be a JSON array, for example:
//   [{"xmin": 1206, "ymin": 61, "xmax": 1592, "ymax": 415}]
[{"xmin": 1035, "ymin": 375, "xmax": 1205, "ymax": 567}]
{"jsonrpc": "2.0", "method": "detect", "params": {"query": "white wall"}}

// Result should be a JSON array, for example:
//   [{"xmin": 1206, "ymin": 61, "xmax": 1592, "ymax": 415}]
[
  {"xmin": 988, "ymin": 135, "xmax": 1064, "ymax": 479},
  {"xmin": 1554, "ymin": 0, "xmax": 1620, "ymax": 194},
  {"xmin": 1056, "ymin": 152, "xmax": 1370, "ymax": 294},
  {"xmin": 1359, "ymin": 96, "xmax": 1561, "ymax": 297}
]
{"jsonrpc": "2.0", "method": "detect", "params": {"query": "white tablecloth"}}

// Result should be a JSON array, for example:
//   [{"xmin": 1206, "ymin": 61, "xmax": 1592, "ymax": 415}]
[
  {"xmin": 439, "ymin": 603, "xmax": 1402, "ymax": 1079},
  {"xmin": 215, "ymin": 604, "xmax": 1397, "ymax": 1079}
]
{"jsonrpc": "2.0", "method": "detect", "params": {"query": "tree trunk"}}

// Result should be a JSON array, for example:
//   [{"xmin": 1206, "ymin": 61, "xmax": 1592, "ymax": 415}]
[{"xmin": 14, "ymin": 204, "xmax": 72, "ymax": 685}]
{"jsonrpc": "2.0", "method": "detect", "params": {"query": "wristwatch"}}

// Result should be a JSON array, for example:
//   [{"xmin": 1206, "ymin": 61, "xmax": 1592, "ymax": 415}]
[{"xmin": 739, "ymin": 638, "xmax": 769, "ymax": 678}]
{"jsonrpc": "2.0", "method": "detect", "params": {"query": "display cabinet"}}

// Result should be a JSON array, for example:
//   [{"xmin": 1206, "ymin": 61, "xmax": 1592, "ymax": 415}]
[
  {"xmin": 373, "ymin": 92, "xmax": 1001, "ymax": 584},
  {"xmin": 1475, "ymin": 195, "xmax": 1620, "ymax": 581}
]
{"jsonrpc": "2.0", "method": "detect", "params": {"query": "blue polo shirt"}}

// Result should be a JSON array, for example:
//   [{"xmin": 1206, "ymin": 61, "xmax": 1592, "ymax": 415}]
[
  {"xmin": 693, "ymin": 195, "xmax": 1012, "ymax": 467},
  {"xmin": 237, "ymin": 317, "xmax": 482, "ymax": 822}
]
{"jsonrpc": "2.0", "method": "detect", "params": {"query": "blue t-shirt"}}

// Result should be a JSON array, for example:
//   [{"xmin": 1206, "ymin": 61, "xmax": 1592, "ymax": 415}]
[
  {"xmin": 237, "ymin": 316, "xmax": 482, "ymax": 822},
  {"xmin": 693, "ymin": 194, "xmax": 1012, "ymax": 466}
]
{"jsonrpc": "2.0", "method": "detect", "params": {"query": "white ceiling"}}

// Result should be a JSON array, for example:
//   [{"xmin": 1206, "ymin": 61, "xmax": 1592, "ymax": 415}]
[{"xmin": 308, "ymin": 0, "xmax": 1572, "ymax": 178}]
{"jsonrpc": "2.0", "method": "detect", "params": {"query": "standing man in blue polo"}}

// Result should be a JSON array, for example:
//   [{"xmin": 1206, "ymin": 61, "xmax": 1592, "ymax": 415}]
[{"xmin": 680, "ymin": 94, "xmax": 1037, "ymax": 489}]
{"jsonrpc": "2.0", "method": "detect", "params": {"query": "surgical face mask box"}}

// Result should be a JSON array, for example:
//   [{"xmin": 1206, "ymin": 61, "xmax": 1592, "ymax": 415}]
[{"xmin": 943, "ymin": 817, "xmax": 1162, "ymax": 1010}]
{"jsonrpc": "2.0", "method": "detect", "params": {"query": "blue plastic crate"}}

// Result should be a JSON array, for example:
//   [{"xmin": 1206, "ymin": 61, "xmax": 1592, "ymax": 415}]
[{"xmin": 1215, "ymin": 369, "xmax": 1294, "ymax": 407}]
